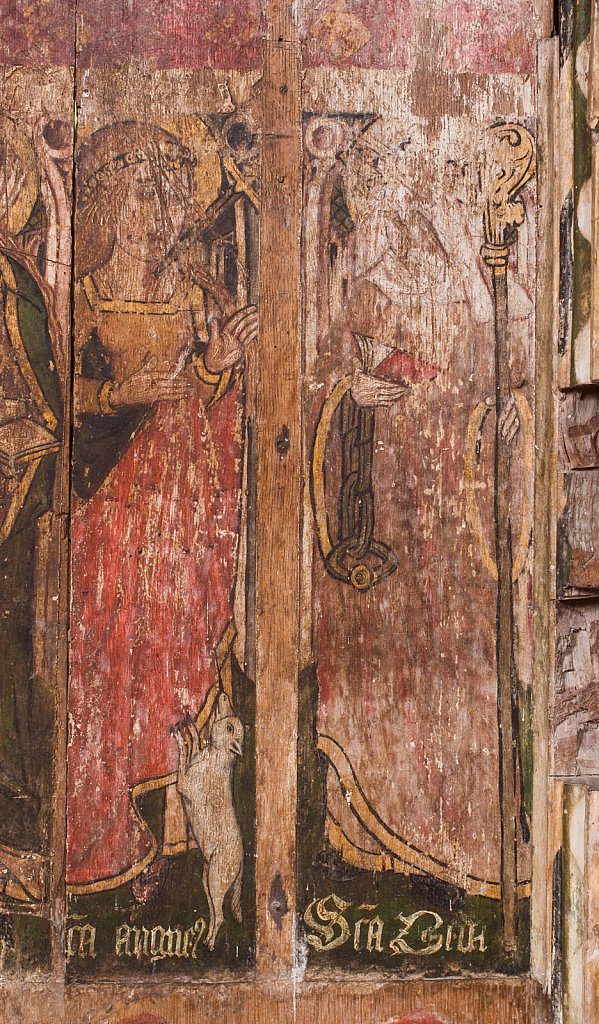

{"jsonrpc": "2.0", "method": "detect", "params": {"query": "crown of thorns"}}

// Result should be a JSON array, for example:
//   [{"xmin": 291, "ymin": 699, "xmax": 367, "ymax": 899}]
[{"xmin": 77, "ymin": 142, "xmax": 196, "ymax": 209}]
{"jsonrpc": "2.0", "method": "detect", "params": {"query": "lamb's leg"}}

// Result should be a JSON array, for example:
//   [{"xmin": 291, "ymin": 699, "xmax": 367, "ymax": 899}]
[
  {"xmin": 202, "ymin": 860, "xmax": 216, "ymax": 948},
  {"xmin": 204, "ymin": 852, "xmax": 233, "ymax": 950}
]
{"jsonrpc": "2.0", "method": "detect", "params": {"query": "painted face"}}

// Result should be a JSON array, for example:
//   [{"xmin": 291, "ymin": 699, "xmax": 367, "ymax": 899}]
[{"xmin": 115, "ymin": 160, "xmax": 189, "ymax": 263}]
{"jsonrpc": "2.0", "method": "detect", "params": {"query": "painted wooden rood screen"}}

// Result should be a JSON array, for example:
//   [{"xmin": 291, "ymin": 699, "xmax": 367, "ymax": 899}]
[{"xmin": 0, "ymin": 0, "xmax": 598, "ymax": 1021}]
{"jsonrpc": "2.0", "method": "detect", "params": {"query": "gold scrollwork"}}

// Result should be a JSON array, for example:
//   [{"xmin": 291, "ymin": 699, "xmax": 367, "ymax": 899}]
[{"xmin": 482, "ymin": 122, "xmax": 536, "ymax": 254}]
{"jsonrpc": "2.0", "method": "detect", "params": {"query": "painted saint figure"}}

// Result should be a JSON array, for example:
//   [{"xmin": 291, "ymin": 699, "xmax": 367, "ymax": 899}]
[
  {"xmin": 0, "ymin": 117, "xmax": 64, "ymax": 886},
  {"xmin": 67, "ymin": 122, "xmax": 257, "ymax": 898},
  {"xmin": 306, "ymin": 115, "xmax": 534, "ymax": 924}
]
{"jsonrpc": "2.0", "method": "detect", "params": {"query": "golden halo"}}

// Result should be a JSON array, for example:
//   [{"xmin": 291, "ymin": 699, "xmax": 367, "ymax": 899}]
[{"xmin": 182, "ymin": 116, "xmax": 222, "ymax": 215}]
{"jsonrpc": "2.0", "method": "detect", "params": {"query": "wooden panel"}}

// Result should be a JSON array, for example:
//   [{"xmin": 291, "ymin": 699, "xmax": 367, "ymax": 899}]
[
  {"xmin": 255, "ymin": 12, "xmax": 302, "ymax": 974},
  {"xmin": 563, "ymin": 784, "xmax": 586, "ymax": 1024},
  {"xmin": 558, "ymin": 471, "xmax": 599, "ymax": 595},
  {"xmin": 66, "ymin": 65, "xmax": 261, "ymax": 978},
  {"xmin": 0, "ymin": 65, "xmax": 73, "ymax": 971},
  {"xmin": 554, "ymin": 334, "xmax": 599, "ymax": 776},
  {"xmin": 554, "ymin": 603, "xmax": 599, "ymax": 773},
  {"xmin": 531, "ymin": 36, "xmax": 559, "ymax": 987},
  {"xmin": 584, "ymin": 787, "xmax": 599, "ymax": 1021},
  {"xmin": 0, "ymin": 2, "xmax": 558, "ymax": 1022},
  {"xmin": 298, "ymin": 65, "xmax": 539, "ymax": 974},
  {"xmin": 561, "ymin": 390, "xmax": 599, "ymax": 469},
  {"xmin": 0, "ymin": 976, "xmax": 550, "ymax": 1023},
  {"xmin": 557, "ymin": 0, "xmax": 595, "ymax": 386}
]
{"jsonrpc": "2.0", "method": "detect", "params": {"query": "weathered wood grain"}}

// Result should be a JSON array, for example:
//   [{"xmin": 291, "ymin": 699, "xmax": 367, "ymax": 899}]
[
  {"xmin": 0, "ymin": 0, "xmax": 568, "ymax": 1021},
  {"xmin": 0, "ymin": 976, "xmax": 550, "ymax": 1024},
  {"xmin": 588, "ymin": 0, "xmax": 599, "ymax": 382},
  {"xmin": 561, "ymin": 391, "xmax": 599, "ymax": 468},
  {"xmin": 0, "ymin": 63, "xmax": 73, "ymax": 973},
  {"xmin": 255, "ymin": 5, "xmax": 302, "ymax": 979},
  {"xmin": 299, "ymin": 0, "xmax": 544, "ymax": 74},
  {"xmin": 562, "ymin": 784, "xmax": 586, "ymax": 1024},
  {"xmin": 66, "ymin": 60, "xmax": 261, "ymax": 978},
  {"xmin": 584, "ymin": 787, "xmax": 599, "ymax": 1021},
  {"xmin": 554, "ymin": 602, "xmax": 599, "ymax": 774},
  {"xmin": 531, "ymin": 35, "xmax": 560, "ymax": 988},
  {"xmin": 558, "ymin": 471, "xmax": 599, "ymax": 594}
]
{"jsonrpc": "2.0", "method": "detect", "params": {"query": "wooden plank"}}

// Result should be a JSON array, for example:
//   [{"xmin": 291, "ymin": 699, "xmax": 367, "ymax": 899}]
[
  {"xmin": 298, "ymin": 64, "xmax": 540, "ymax": 982},
  {"xmin": 584, "ymin": 787, "xmax": 599, "ymax": 1022},
  {"xmin": 588, "ymin": 0, "xmax": 599, "ymax": 381},
  {"xmin": 0, "ymin": 5, "xmax": 562, "ymax": 1024},
  {"xmin": 0, "ymin": 64, "xmax": 74, "ymax": 974},
  {"xmin": 562, "ymin": 784, "xmax": 586, "ymax": 1024},
  {"xmin": 565, "ymin": 0, "xmax": 594, "ymax": 385},
  {"xmin": 66, "ymin": 63, "xmax": 261, "ymax": 979},
  {"xmin": 557, "ymin": 0, "xmax": 575, "ymax": 388},
  {"xmin": 561, "ymin": 390, "xmax": 599, "ymax": 469},
  {"xmin": 255, "ymin": 0, "xmax": 302, "ymax": 976},
  {"xmin": 0, "ymin": 976, "xmax": 550, "ymax": 1024},
  {"xmin": 558, "ymin": 471, "xmax": 599, "ymax": 595},
  {"xmin": 554, "ymin": 602, "xmax": 599, "ymax": 775},
  {"xmin": 532, "ymin": 35, "xmax": 560, "ymax": 989}
]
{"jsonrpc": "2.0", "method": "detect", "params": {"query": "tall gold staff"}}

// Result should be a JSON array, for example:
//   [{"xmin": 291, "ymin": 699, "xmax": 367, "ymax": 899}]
[{"xmin": 480, "ymin": 122, "xmax": 535, "ymax": 954}]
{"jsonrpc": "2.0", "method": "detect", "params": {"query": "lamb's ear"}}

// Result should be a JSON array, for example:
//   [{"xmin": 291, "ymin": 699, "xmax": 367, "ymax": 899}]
[{"xmin": 215, "ymin": 691, "xmax": 233, "ymax": 719}]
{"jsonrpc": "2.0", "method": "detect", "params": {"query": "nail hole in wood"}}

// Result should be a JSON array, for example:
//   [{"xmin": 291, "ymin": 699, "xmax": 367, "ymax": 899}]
[
  {"xmin": 268, "ymin": 871, "xmax": 288, "ymax": 930},
  {"xmin": 275, "ymin": 425, "xmax": 290, "ymax": 457}
]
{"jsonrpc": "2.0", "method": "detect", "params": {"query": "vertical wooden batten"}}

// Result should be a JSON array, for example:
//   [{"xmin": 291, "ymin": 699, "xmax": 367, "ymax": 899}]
[
  {"xmin": 584, "ymin": 787, "xmax": 599, "ymax": 1021},
  {"xmin": 255, "ymin": 0, "xmax": 302, "ymax": 977},
  {"xmin": 588, "ymin": 0, "xmax": 599, "ymax": 381},
  {"xmin": 532, "ymin": 35, "xmax": 560, "ymax": 991}
]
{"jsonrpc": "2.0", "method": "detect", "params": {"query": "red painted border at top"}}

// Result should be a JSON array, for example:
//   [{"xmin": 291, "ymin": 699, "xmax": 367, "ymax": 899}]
[
  {"xmin": 0, "ymin": 0, "xmax": 538, "ymax": 72},
  {"xmin": 76, "ymin": 0, "xmax": 264, "ymax": 69},
  {"xmin": 0, "ymin": 0, "xmax": 264, "ymax": 69},
  {"xmin": 300, "ymin": 0, "xmax": 540, "ymax": 75},
  {"xmin": 0, "ymin": 0, "xmax": 76, "ymax": 66}
]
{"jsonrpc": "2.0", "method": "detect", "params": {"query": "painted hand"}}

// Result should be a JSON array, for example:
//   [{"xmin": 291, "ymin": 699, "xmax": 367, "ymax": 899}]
[
  {"xmin": 351, "ymin": 369, "xmax": 409, "ymax": 408},
  {"xmin": 111, "ymin": 354, "xmax": 194, "ymax": 407},
  {"xmin": 205, "ymin": 305, "xmax": 258, "ymax": 373},
  {"xmin": 499, "ymin": 393, "xmax": 520, "ymax": 445}
]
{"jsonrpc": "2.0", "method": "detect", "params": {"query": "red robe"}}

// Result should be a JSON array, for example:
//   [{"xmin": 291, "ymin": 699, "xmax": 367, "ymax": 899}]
[{"xmin": 67, "ymin": 384, "xmax": 242, "ymax": 886}]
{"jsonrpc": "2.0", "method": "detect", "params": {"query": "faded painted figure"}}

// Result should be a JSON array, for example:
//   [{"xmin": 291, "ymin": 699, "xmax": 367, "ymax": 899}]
[
  {"xmin": 172, "ymin": 693, "xmax": 244, "ymax": 949},
  {"xmin": 305, "ymin": 114, "xmax": 535, "ymax": 933},
  {"xmin": 67, "ymin": 121, "xmax": 258, "ymax": 910},
  {"xmin": 0, "ymin": 110, "xmax": 71, "ymax": 908}
]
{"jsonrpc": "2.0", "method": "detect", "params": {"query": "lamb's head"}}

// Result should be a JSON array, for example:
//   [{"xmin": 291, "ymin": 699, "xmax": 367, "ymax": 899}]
[{"xmin": 210, "ymin": 692, "xmax": 244, "ymax": 757}]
